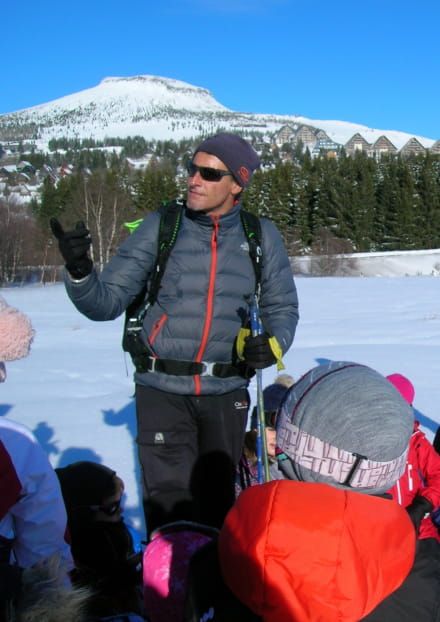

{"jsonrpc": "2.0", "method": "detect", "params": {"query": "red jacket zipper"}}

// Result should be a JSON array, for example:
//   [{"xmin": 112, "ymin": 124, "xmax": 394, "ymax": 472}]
[
  {"xmin": 194, "ymin": 218, "xmax": 219, "ymax": 394},
  {"xmin": 148, "ymin": 314, "xmax": 168, "ymax": 357}
]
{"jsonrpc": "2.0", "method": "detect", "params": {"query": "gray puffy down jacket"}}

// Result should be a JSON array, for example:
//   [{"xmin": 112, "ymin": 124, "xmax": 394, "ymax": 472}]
[{"xmin": 65, "ymin": 202, "xmax": 299, "ymax": 395}]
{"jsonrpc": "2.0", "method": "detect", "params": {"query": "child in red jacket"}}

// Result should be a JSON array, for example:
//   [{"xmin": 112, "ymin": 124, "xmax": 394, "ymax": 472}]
[{"xmin": 386, "ymin": 373, "xmax": 440, "ymax": 540}]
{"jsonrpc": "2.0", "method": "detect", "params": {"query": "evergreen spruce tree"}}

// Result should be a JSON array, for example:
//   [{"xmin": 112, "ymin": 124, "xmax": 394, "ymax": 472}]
[
  {"xmin": 348, "ymin": 152, "xmax": 377, "ymax": 251},
  {"xmin": 394, "ymin": 157, "xmax": 418, "ymax": 249},
  {"xmin": 376, "ymin": 156, "xmax": 401, "ymax": 250},
  {"xmin": 313, "ymin": 156, "xmax": 349, "ymax": 241},
  {"xmin": 133, "ymin": 165, "xmax": 178, "ymax": 215},
  {"xmin": 32, "ymin": 175, "xmax": 79, "ymax": 230},
  {"xmin": 415, "ymin": 153, "xmax": 440, "ymax": 248},
  {"xmin": 263, "ymin": 163, "xmax": 296, "ymax": 236}
]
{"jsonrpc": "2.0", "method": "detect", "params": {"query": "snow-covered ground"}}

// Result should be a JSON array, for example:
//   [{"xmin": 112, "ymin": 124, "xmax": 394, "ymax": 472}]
[{"xmin": 1, "ymin": 251, "xmax": 439, "ymax": 538}]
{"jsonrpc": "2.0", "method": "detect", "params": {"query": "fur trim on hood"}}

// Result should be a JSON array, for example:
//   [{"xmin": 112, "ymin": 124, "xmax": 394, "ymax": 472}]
[{"xmin": 14, "ymin": 554, "xmax": 89, "ymax": 622}]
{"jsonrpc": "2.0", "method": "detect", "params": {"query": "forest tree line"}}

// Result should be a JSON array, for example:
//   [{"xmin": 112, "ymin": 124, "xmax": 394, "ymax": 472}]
[{"xmin": 1, "ymin": 144, "xmax": 440, "ymax": 284}]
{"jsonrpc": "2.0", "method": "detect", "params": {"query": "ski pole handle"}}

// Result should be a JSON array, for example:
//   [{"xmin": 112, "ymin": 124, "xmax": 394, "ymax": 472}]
[{"xmin": 249, "ymin": 295, "xmax": 264, "ymax": 337}]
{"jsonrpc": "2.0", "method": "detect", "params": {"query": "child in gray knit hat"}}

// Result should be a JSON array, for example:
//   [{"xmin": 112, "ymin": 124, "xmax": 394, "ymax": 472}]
[
  {"xmin": 215, "ymin": 361, "xmax": 440, "ymax": 622},
  {"xmin": 276, "ymin": 360, "xmax": 414, "ymax": 494}
]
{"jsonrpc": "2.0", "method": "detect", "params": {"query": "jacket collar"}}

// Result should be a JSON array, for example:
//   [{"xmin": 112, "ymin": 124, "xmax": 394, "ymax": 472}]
[{"xmin": 185, "ymin": 201, "xmax": 242, "ymax": 229}]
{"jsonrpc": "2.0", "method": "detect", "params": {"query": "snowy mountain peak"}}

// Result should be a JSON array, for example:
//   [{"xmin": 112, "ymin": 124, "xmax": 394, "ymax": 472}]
[
  {"xmin": 0, "ymin": 74, "xmax": 436, "ymax": 150},
  {"xmin": 99, "ymin": 75, "xmax": 227, "ymax": 108},
  {"xmin": 14, "ymin": 74, "xmax": 228, "ymax": 117}
]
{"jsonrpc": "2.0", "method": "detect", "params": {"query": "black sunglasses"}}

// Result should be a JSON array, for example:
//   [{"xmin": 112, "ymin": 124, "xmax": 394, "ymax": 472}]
[
  {"xmin": 88, "ymin": 498, "xmax": 121, "ymax": 516},
  {"xmin": 186, "ymin": 161, "xmax": 233, "ymax": 183}
]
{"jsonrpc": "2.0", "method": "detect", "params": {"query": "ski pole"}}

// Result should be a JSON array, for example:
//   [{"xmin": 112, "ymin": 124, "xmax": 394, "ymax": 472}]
[{"xmin": 248, "ymin": 294, "xmax": 271, "ymax": 484}]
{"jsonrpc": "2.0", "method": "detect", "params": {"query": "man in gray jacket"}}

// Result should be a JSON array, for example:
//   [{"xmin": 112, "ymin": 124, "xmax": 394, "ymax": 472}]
[{"xmin": 51, "ymin": 133, "xmax": 299, "ymax": 535}]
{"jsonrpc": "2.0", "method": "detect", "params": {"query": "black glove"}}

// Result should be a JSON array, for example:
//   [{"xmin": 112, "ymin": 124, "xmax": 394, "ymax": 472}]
[
  {"xmin": 406, "ymin": 495, "xmax": 433, "ymax": 531},
  {"xmin": 243, "ymin": 334, "xmax": 276, "ymax": 369},
  {"xmin": 50, "ymin": 218, "xmax": 93, "ymax": 279}
]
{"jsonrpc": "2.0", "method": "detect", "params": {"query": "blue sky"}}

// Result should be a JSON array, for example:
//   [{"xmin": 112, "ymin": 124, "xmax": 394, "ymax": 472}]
[{"xmin": 3, "ymin": 0, "xmax": 439, "ymax": 139}]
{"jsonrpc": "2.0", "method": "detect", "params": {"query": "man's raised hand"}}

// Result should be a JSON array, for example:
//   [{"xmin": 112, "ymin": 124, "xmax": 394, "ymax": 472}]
[{"xmin": 50, "ymin": 218, "xmax": 93, "ymax": 279}]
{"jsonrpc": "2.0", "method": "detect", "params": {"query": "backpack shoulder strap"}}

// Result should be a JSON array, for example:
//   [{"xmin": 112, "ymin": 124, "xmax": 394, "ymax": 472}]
[
  {"xmin": 240, "ymin": 209, "xmax": 263, "ymax": 301},
  {"xmin": 147, "ymin": 199, "xmax": 184, "ymax": 307},
  {"xmin": 128, "ymin": 204, "xmax": 260, "ymax": 313},
  {"xmin": 122, "ymin": 200, "xmax": 183, "ymax": 354}
]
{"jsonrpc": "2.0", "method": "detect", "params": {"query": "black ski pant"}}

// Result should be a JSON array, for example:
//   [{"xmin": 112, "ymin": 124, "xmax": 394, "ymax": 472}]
[{"xmin": 135, "ymin": 385, "xmax": 249, "ymax": 536}]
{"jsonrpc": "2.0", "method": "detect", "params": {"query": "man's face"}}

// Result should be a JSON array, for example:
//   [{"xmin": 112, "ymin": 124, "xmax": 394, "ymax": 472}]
[{"xmin": 186, "ymin": 152, "xmax": 243, "ymax": 217}]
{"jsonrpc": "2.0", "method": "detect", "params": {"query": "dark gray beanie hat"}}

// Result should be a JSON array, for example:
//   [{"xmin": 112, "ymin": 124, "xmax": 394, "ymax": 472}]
[
  {"xmin": 276, "ymin": 361, "xmax": 413, "ymax": 495},
  {"xmin": 194, "ymin": 132, "xmax": 260, "ymax": 187}
]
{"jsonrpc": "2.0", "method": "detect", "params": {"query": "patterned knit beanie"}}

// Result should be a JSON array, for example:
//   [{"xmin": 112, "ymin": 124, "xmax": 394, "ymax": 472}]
[{"xmin": 276, "ymin": 361, "xmax": 413, "ymax": 494}]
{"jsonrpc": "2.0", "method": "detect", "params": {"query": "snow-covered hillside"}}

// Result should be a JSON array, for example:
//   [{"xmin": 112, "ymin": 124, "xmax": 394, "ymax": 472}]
[
  {"xmin": 31, "ymin": 76, "xmax": 229, "ymax": 115},
  {"xmin": 2, "ymin": 252, "xmax": 440, "ymax": 537},
  {"xmin": 0, "ymin": 75, "xmax": 436, "ymax": 150},
  {"xmin": 295, "ymin": 248, "xmax": 440, "ymax": 277}
]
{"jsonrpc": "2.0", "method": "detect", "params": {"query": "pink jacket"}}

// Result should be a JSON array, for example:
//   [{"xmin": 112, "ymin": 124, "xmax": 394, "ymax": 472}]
[{"xmin": 388, "ymin": 421, "xmax": 440, "ymax": 540}]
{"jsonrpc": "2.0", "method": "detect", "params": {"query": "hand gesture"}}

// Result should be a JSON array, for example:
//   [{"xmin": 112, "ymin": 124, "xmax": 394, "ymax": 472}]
[{"xmin": 50, "ymin": 218, "xmax": 93, "ymax": 279}]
